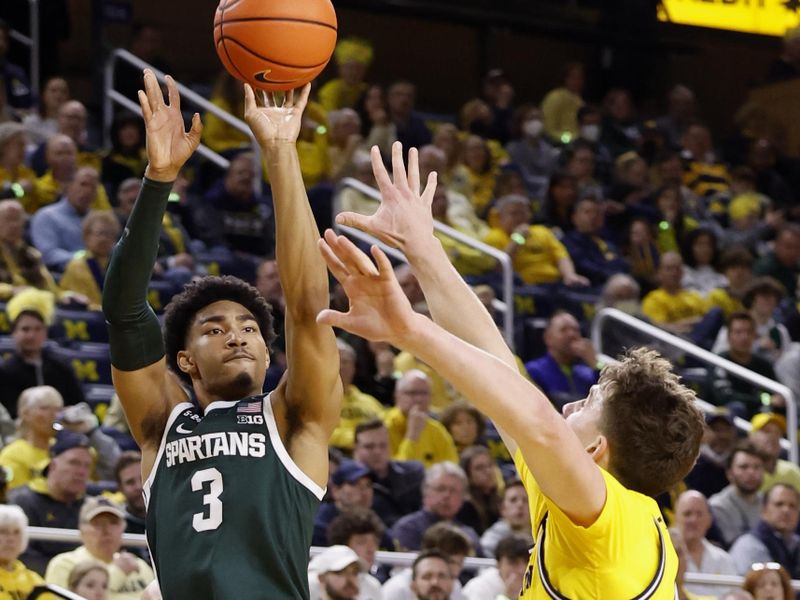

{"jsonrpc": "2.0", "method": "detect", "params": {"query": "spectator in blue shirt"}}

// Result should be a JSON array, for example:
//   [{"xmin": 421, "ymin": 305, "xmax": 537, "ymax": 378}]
[
  {"xmin": 563, "ymin": 197, "xmax": 628, "ymax": 286},
  {"xmin": 524, "ymin": 311, "xmax": 600, "ymax": 409}
]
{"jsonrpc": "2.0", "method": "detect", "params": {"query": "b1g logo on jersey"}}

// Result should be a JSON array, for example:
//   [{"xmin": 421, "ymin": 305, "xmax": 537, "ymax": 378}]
[{"xmin": 237, "ymin": 415, "xmax": 264, "ymax": 425}]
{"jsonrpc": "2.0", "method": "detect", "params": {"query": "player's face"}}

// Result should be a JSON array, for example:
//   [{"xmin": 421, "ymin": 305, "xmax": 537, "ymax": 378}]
[
  {"xmin": 500, "ymin": 485, "xmax": 530, "ymax": 529},
  {"xmin": 182, "ymin": 300, "xmax": 269, "ymax": 402},
  {"xmin": 118, "ymin": 462, "xmax": 145, "ymax": 514},
  {"xmin": 81, "ymin": 513, "xmax": 125, "ymax": 558},
  {"xmin": 563, "ymin": 384, "xmax": 606, "ymax": 453},
  {"xmin": 73, "ymin": 568, "xmax": 109, "ymax": 600},
  {"xmin": 320, "ymin": 563, "xmax": 360, "ymax": 600},
  {"xmin": 411, "ymin": 557, "xmax": 454, "ymax": 600},
  {"xmin": 353, "ymin": 427, "xmax": 390, "ymax": 474},
  {"xmin": 0, "ymin": 523, "xmax": 23, "ymax": 563},
  {"xmin": 348, "ymin": 533, "xmax": 378, "ymax": 567}
]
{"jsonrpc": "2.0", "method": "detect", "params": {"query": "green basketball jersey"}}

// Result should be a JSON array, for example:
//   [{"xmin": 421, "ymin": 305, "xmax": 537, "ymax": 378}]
[{"xmin": 143, "ymin": 393, "xmax": 323, "ymax": 599}]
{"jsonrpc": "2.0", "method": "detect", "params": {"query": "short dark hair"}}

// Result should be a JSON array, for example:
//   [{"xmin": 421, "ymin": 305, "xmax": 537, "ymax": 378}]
[
  {"xmin": 743, "ymin": 276, "xmax": 786, "ymax": 308},
  {"xmin": 725, "ymin": 440, "xmax": 765, "ymax": 471},
  {"xmin": 763, "ymin": 482, "xmax": 800, "ymax": 507},
  {"xmin": 11, "ymin": 311, "xmax": 45, "ymax": 331},
  {"xmin": 599, "ymin": 348, "xmax": 704, "ymax": 497},
  {"xmin": 501, "ymin": 478, "xmax": 525, "ymax": 501},
  {"xmin": 727, "ymin": 310, "xmax": 756, "ymax": 331},
  {"xmin": 411, "ymin": 550, "xmax": 450, "ymax": 580},
  {"xmin": 327, "ymin": 507, "xmax": 385, "ymax": 546},
  {"xmin": 440, "ymin": 401, "xmax": 486, "ymax": 443},
  {"xmin": 114, "ymin": 451, "xmax": 142, "ymax": 485},
  {"xmin": 719, "ymin": 246, "xmax": 754, "ymax": 271},
  {"xmin": 421, "ymin": 522, "xmax": 472, "ymax": 556},
  {"xmin": 354, "ymin": 418, "xmax": 387, "ymax": 444},
  {"xmin": 163, "ymin": 276, "xmax": 275, "ymax": 385},
  {"xmin": 495, "ymin": 534, "xmax": 531, "ymax": 562}
]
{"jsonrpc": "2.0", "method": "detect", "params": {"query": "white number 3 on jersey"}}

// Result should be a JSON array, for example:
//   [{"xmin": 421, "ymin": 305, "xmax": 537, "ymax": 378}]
[{"xmin": 192, "ymin": 467, "xmax": 223, "ymax": 532}]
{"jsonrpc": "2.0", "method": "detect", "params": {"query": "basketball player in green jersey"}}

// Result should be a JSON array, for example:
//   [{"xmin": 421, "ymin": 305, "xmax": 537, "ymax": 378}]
[
  {"xmin": 316, "ymin": 142, "xmax": 705, "ymax": 598},
  {"xmin": 102, "ymin": 70, "xmax": 342, "ymax": 599}
]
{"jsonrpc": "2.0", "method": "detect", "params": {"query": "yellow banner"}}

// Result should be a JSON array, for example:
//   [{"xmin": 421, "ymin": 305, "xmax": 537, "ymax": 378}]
[{"xmin": 658, "ymin": 0, "xmax": 800, "ymax": 37}]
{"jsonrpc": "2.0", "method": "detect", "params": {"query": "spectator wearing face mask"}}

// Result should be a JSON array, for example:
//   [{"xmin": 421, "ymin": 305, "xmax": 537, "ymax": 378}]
[{"xmin": 505, "ymin": 105, "xmax": 556, "ymax": 198}]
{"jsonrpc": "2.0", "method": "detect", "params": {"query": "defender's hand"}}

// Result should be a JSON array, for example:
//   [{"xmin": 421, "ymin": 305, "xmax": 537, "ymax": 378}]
[
  {"xmin": 138, "ymin": 70, "xmax": 202, "ymax": 182},
  {"xmin": 244, "ymin": 83, "xmax": 311, "ymax": 146},
  {"xmin": 335, "ymin": 142, "xmax": 438, "ymax": 258}
]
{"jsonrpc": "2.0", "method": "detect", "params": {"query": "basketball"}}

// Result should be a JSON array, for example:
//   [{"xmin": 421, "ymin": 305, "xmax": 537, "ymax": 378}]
[{"xmin": 213, "ymin": 0, "xmax": 338, "ymax": 92}]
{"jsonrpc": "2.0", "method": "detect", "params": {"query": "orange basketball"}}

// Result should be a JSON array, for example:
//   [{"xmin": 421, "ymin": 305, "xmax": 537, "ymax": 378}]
[{"xmin": 213, "ymin": 0, "xmax": 338, "ymax": 92}]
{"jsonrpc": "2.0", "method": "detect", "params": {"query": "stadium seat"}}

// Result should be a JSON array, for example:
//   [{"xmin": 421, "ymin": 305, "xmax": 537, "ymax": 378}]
[
  {"xmin": 0, "ymin": 334, "xmax": 14, "ymax": 360},
  {"xmin": 49, "ymin": 309, "xmax": 108, "ymax": 344},
  {"xmin": 51, "ymin": 342, "xmax": 112, "ymax": 385},
  {"xmin": 0, "ymin": 302, "xmax": 9, "ymax": 334}
]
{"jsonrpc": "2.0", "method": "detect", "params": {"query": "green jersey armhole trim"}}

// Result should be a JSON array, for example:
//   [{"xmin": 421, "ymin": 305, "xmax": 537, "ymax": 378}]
[
  {"xmin": 142, "ymin": 401, "xmax": 194, "ymax": 507},
  {"xmin": 262, "ymin": 394, "xmax": 326, "ymax": 501}
]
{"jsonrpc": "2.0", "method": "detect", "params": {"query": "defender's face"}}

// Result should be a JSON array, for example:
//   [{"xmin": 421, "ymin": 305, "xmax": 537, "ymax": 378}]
[
  {"xmin": 181, "ymin": 300, "xmax": 269, "ymax": 401},
  {"xmin": 563, "ymin": 384, "xmax": 606, "ymax": 449}
]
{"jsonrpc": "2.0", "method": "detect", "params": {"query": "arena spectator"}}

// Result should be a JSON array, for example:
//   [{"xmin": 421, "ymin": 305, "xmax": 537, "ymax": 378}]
[
  {"xmin": 707, "ymin": 247, "xmax": 754, "ymax": 320},
  {"xmin": 463, "ymin": 534, "xmax": 529, "ymax": 600},
  {"xmin": 383, "ymin": 526, "xmax": 469, "ymax": 600},
  {"xmin": 563, "ymin": 140, "xmax": 604, "ymax": 202},
  {"xmin": 194, "ymin": 152, "xmax": 274, "ymax": 258},
  {"xmin": 479, "ymin": 479, "xmax": 532, "ymax": 558},
  {"xmin": 729, "ymin": 484, "xmax": 800, "ymax": 577},
  {"xmin": 22, "ymin": 76, "xmax": 70, "ymax": 145},
  {"xmin": 626, "ymin": 217, "xmax": 660, "ymax": 291},
  {"xmin": 391, "ymin": 462, "xmax": 480, "ymax": 553},
  {"xmin": 59, "ymin": 210, "xmax": 120, "ymax": 309},
  {"xmin": 504, "ymin": 104, "xmax": 556, "ymax": 197},
  {"xmin": 450, "ymin": 135, "xmax": 498, "ymax": 217},
  {"xmin": 30, "ymin": 100, "xmax": 101, "ymax": 177},
  {"xmin": 0, "ymin": 123, "xmax": 34, "ymax": 201},
  {"xmin": 387, "ymin": 81, "xmax": 431, "ymax": 153},
  {"xmin": 9, "ymin": 431, "xmax": 92, "ymax": 573},
  {"xmin": 45, "ymin": 496, "xmax": 154, "ymax": 599},
  {"xmin": 685, "ymin": 407, "xmax": 738, "ymax": 498},
  {"xmin": 656, "ymin": 85, "xmax": 697, "ymax": 150},
  {"xmin": 709, "ymin": 442, "xmax": 766, "ymax": 548},
  {"xmin": 0, "ymin": 289, "xmax": 85, "ymax": 415},
  {"xmin": 457, "ymin": 446, "xmax": 500, "ymax": 535},
  {"xmin": 327, "ymin": 508, "xmax": 388, "ymax": 582},
  {"xmin": 524, "ymin": 311, "xmax": 599, "ymax": 409},
  {"xmin": 67, "ymin": 560, "xmax": 110, "ymax": 600},
  {"xmin": 0, "ymin": 20, "xmax": 32, "ymax": 116},
  {"xmin": 484, "ymin": 194, "xmax": 587, "ymax": 286},
  {"xmin": 641, "ymin": 252, "xmax": 710, "ymax": 334},
  {"xmin": 741, "ymin": 562, "xmax": 793, "ymax": 600},
  {"xmin": 562, "ymin": 197, "xmax": 628, "ymax": 286},
  {"xmin": 754, "ymin": 225, "xmax": 800, "ymax": 298},
  {"xmin": 308, "ymin": 545, "xmax": 373, "ymax": 600},
  {"xmin": 481, "ymin": 69, "xmax": 515, "ymax": 144},
  {"xmin": 711, "ymin": 312, "xmax": 778, "ymax": 415},
  {"xmin": 113, "ymin": 451, "xmax": 145, "ymax": 537},
  {"xmin": 681, "ymin": 228, "xmax": 726, "ymax": 295},
  {"xmin": 540, "ymin": 62, "xmax": 584, "ymax": 143},
  {"xmin": 749, "ymin": 413, "xmax": 800, "ymax": 494},
  {"xmin": 319, "ymin": 37, "xmax": 373, "ymax": 112},
  {"xmin": 673, "ymin": 490, "xmax": 737, "ymax": 597},
  {"xmin": 31, "ymin": 166, "xmax": 105, "ymax": 271},
  {"xmin": 600, "ymin": 89, "xmax": 641, "ymax": 158},
  {"xmin": 200, "ymin": 71, "xmax": 248, "ymax": 155},
  {"xmin": 681, "ymin": 122, "xmax": 730, "ymax": 201},
  {"xmin": 432, "ymin": 124, "xmax": 461, "ymax": 184},
  {"xmin": 383, "ymin": 370, "xmax": 458, "ymax": 468},
  {"xmin": 440, "ymin": 402, "xmax": 485, "ymax": 456},
  {"xmin": 0, "ymin": 199, "xmax": 64, "ymax": 301},
  {"xmin": 0, "ymin": 505, "xmax": 46, "ymax": 597},
  {"xmin": 352, "ymin": 420, "xmax": 424, "ymax": 528},
  {"xmin": 330, "ymin": 339, "xmax": 385, "ymax": 451},
  {"xmin": 101, "ymin": 112, "xmax": 146, "ymax": 200},
  {"xmin": 327, "ymin": 108, "xmax": 363, "ymax": 181}
]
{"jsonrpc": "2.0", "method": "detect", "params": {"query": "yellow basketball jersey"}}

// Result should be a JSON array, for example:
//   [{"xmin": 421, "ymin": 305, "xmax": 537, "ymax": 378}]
[{"xmin": 514, "ymin": 449, "xmax": 678, "ymax": 599}]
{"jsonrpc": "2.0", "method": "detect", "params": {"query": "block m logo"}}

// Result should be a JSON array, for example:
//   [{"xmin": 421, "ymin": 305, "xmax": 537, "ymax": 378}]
[
  {"xmin": 71, "ymin": 359, "xmax": 99, "ymax": 382},
  {"xmin": 63, "ymin": 319, "xmax": 89, "ymax": 341}
]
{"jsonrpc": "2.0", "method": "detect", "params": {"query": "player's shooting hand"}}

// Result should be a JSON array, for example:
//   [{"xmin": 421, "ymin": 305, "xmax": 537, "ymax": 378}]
[
  {"xmin": 316, "ymin": 229, "xmax": 420, "ymax": 345},
  {"xmin": 244, "ymin": 83, "xmax": 311, "ymax": 146},
  {"xmin": 335, "ymin": 141, "xmax": 438, "ymax": 259},
  {"xmin": 138, "ymin": 70, "xmax": 202, "ymax": 183}
]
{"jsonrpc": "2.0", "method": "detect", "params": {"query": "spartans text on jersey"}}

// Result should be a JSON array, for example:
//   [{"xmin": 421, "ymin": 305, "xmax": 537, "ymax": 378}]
[{"xmin": 165, "ymin": 431, "xmax": 266, "ymax": 467}]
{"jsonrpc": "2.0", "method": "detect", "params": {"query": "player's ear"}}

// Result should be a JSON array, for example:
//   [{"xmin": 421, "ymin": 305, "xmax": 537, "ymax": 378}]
[
  {"xmin": 176, "ymin": 350, "xmax": 195, "ymax": 376},
  {"xmin": 586, "ymin": 435, "xmax": 609, "ymax": 465}
]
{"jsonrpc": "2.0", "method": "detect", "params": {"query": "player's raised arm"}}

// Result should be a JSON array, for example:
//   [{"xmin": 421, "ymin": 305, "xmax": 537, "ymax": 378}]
[
  {"xmin": 317, "ymin": 233, "xmax": 607, "ymax": 526},
  {"xmin": 243, "ymin": 84, "xmax": 341, "ymax": 488},
  {"xmin": 337, "ymin": 142, "xmax": 521, "ymax": 452},
  {"xmin": 103, "ymin": 70, "xmax": 201, "ymax": 454}
]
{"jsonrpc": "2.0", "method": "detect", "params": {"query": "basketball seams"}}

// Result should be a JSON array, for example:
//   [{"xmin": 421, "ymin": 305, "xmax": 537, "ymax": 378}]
[
  {"xmin": 219, "ymin": 35, "xmax": 332, "ymax": 70},
  {"xmin": 214, "ymin": 16, "xmax": 337, "ymax": 32},
  {"xmin": 217, "ymin": 0, "xmax": 251, "ymax": 85}
]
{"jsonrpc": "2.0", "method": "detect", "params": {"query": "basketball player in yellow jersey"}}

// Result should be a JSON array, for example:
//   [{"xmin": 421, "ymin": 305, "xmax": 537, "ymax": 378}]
[{"xmin": 318, "ymin": 142, "xmax": 706, "ymax": 599}]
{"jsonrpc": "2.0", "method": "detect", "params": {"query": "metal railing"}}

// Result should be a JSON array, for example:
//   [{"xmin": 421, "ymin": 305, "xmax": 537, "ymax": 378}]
[
  {"xmin": 27, "ymin": 527, "xmax": 800, "ymax": 592},
  {"xmin": 338, "ymin": 177, "xmax": 515, "ymax": 348},
  {"xmin": 103, "ymin": 49, "xmax": 261, "ymax": 191},
  {"xmin": 592, "ymin": 308, "xmax": 799, "ymax": 463},
  {"xmin": 8, "ymin": 0, "xmax": 40, "ymax": 95}
]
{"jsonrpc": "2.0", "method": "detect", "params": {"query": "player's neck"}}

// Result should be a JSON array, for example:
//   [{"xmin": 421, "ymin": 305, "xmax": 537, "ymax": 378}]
[{"xmin": 194, "ymin": 385, "xmax": 264, "ymax": 409}]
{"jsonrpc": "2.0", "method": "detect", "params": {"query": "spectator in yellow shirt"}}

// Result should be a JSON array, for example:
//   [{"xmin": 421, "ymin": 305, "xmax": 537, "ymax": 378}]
[
  {"xmin": 450, "ymin": 135, "xmax": 498, "ymax": 216},
  {"xmin": 318, "ymin": 37, "xmax": 373, "ymax": 113},
  {"xmin": 0, "ymin": 123, "xmax": 35, "ymax": 204},
  {"xmin": 642, "ymin": 252, "xmax": 710, "ymax": 335},
  {"xmin": 201, "ymin": 72, "xmax": 249, "ymax": 155},
  {"xmin": 541, "ymin": 62, "xmax": 585, "ymax": 143},
  {"xmin": 483, "ymin": 194, "xmax": 588, "ymax": 286},
  {"xmin": 0, "ymin": 505, "xmax": 46, "ymax": 598},
  {"xmin": 330, "ymin": 339, "xmax": 385, "ymax": 451},
  {"xmin": 383, "ymin": 370, "xmax": 458, "ymax": 468}
]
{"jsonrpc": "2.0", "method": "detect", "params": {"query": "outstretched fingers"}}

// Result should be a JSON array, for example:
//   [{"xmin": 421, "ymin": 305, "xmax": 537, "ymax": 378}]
[
  {"xmin": 330, "ymin": 233, "xmax": 380, "ymax": 277},
  {"xmin": 421, "ymin": 171, "xmax": 438, "ymax": 206},
  {"xmin": 243, "ymin": 83, "xmax": 257, "ymax": 114},
  {"xmin": 371, "ymin": 145, "xmax": 394, "ymax": 199},
  {"xmin": 370, "ymin": 245, "xmax": 395, "ymax": 279},
  {"xmin": 296, "ymin": 83, "xmax": 312, "ymax": 111},
  {"xmin": 165, "ymin": 75, "xmax": 180, "ymax": 112},
  {"xmin": 391, "ymin": 142, "xmax": 409, "ymax": 193},
  {"xmin": 407, "ymin": 147, "xmax": 421, "ymax": 194},
  {"xmin": 142, "ymin": 69, "xmax": 163, "ymax": 116},
  {"xmin": 137, "ymin": 90, "xmax": 153, "ymax": 122},
  {"xmin": 318, "ymin": 234, "xmax": 350, "ymax": 283}
]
